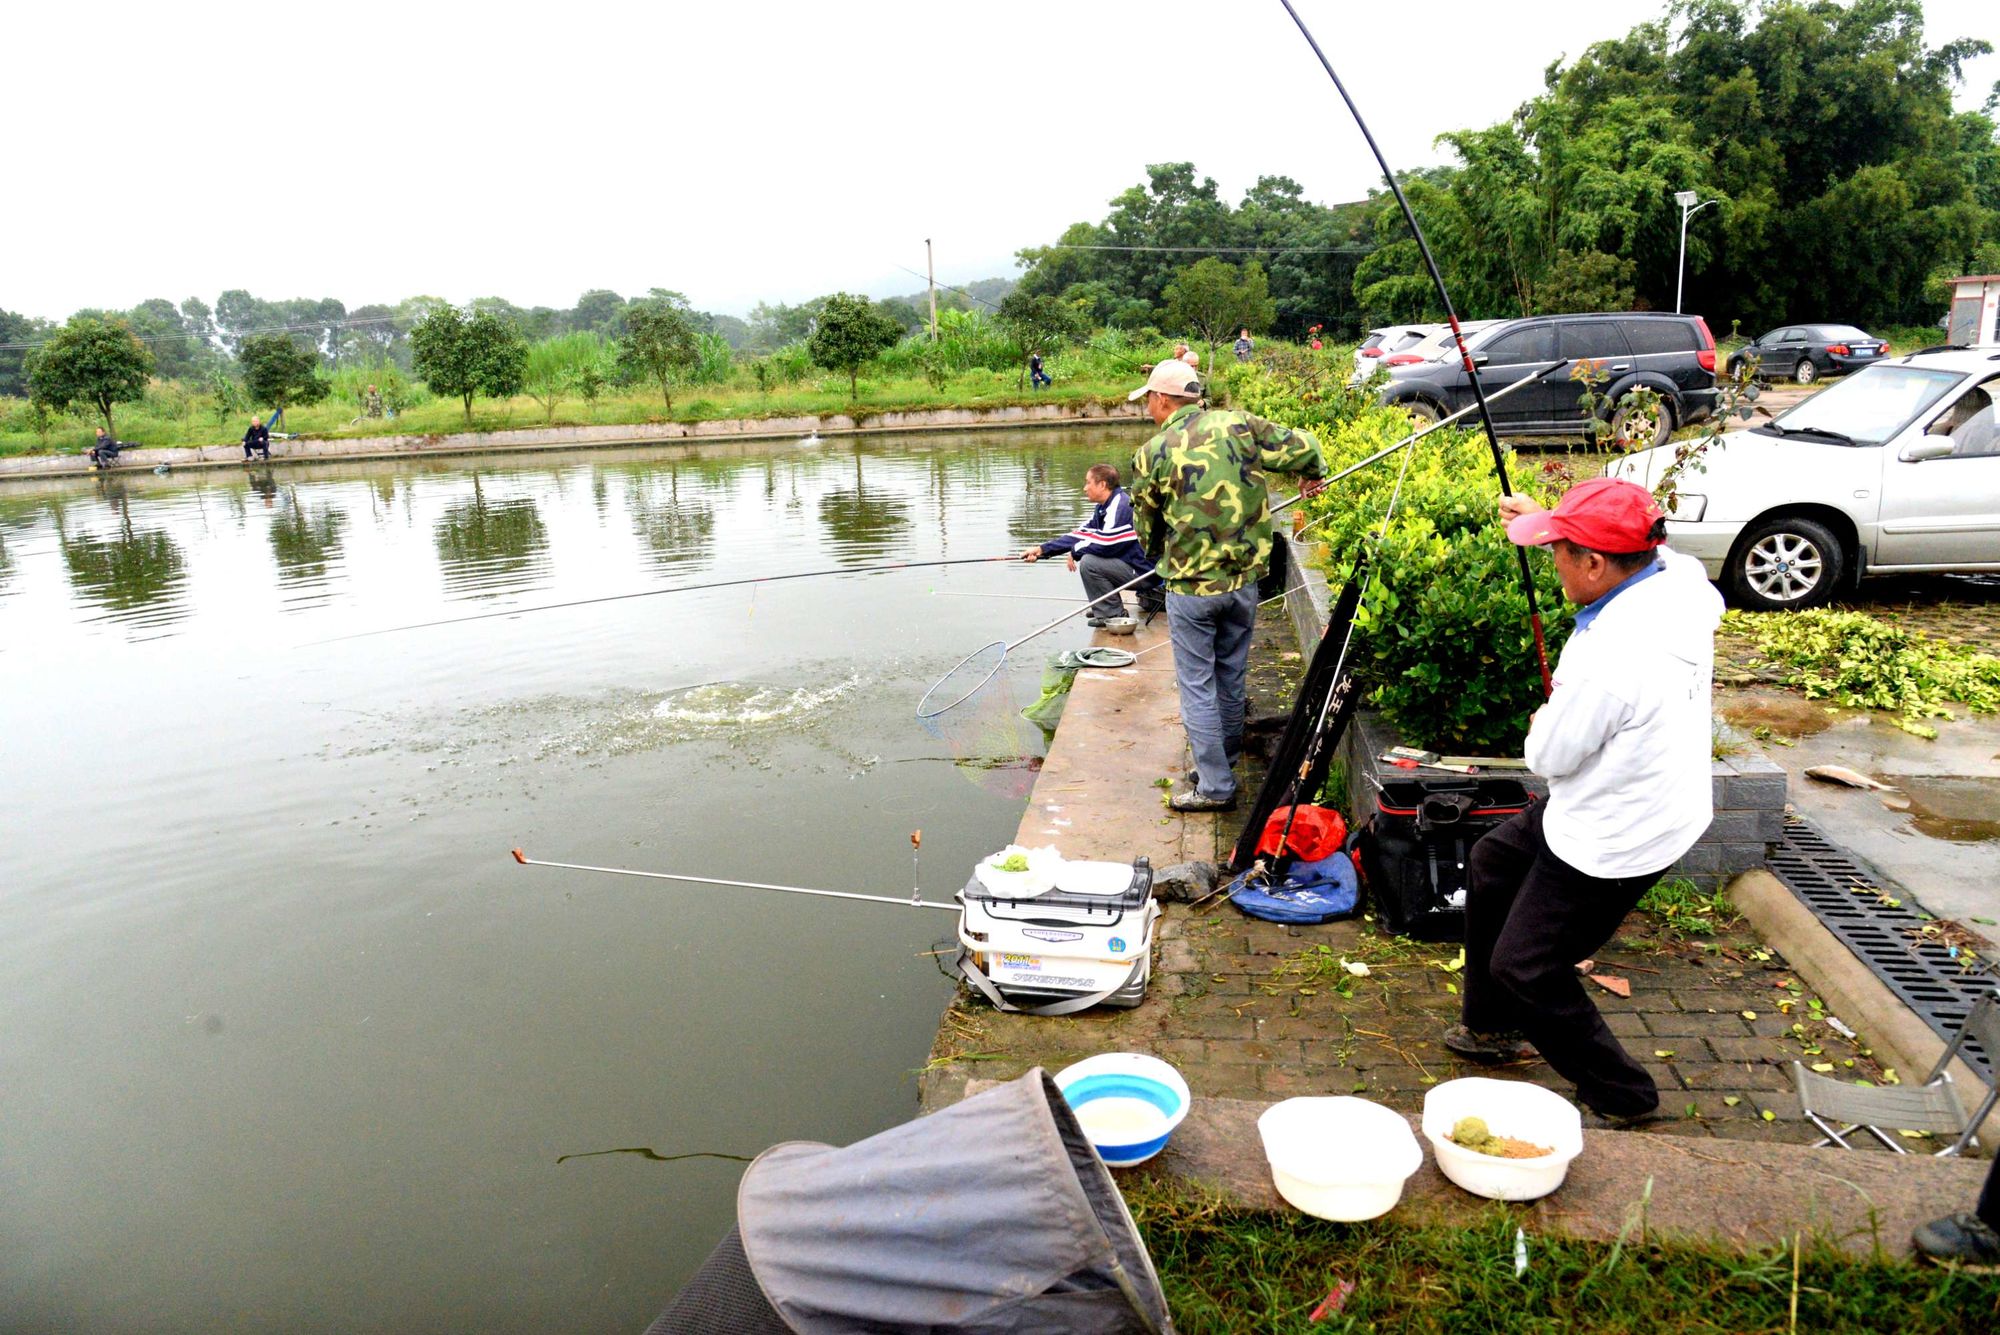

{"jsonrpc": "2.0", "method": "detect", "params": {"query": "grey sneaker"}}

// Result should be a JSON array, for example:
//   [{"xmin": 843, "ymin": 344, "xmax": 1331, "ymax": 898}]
[
  {"xmin": 1441, "ymin": 1023, "xmax": 1537, "ymax": 1063},
  {"xmin": 1168, "ymin": 779, "xmax": 1236, "ymax": 812},
  {"xmin": 1913, "ymin": 1212, "xmax": 2000, "ymax": 1268}
]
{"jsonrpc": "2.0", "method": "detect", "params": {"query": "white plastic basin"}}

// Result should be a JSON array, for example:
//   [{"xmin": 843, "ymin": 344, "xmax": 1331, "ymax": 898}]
[
  {"xmin": 1422, "ymin": 1077, "xmax": 1583, "ymax": 1201},
  {"xmin": 1256, "ymin": 1096, "xmax": 1422, "ymax": 1221}
]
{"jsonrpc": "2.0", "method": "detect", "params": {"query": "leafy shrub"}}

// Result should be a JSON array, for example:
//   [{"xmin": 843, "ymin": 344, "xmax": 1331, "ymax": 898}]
[
  {"xmin": 1248, "ymin": 361, "xmax": 1569, "ymax": 751},
  {"xmin": 1724, "ymin": 608, "xmax": 2000, "ymax": 738},
  {"xmin": 688, "ymin": 332, "xmax": 734, "ymax": 387}
]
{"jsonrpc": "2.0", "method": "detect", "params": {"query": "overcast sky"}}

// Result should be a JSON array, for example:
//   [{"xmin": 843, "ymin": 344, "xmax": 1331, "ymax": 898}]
[{"xmin": 10, "ymin": 0, "xmax": 1996, "ymax": 321}]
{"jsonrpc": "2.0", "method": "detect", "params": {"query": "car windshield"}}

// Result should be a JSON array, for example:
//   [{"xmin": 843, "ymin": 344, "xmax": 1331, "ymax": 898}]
[{"xmin": 1770, "ymin": 364, "xmax": 1965, "ymax": 445}]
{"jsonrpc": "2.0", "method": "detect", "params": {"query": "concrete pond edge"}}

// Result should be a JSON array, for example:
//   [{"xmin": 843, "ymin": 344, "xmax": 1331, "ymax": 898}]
[{"xmin": 0, "ymin": 399, "xmax": 1147, "ymax": 483}]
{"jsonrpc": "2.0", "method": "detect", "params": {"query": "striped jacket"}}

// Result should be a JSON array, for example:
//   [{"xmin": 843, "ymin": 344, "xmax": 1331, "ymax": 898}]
[{"xmin": 1037, "ymin": 487, "xmax": 1157, "ymax": 575}]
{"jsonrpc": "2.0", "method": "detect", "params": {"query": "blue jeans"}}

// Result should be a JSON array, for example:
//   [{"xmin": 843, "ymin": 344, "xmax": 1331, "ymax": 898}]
[
  {"xmin": 1165, "ymin": 586, "xmax": 1258, "ymax": 801},
  {"xmin": 1030, "ymin": 368, "xmax": 1052, "ymax": 387}
]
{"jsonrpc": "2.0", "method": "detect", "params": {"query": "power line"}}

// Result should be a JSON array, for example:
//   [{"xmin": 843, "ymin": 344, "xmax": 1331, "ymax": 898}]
[
  {"xmin": 1034, "ymin": 243, "xmax": 1374, "ymax": 255},
  {"xmin": 892, "ymin": 263, "xmax": 1000, "ymax": 313}
]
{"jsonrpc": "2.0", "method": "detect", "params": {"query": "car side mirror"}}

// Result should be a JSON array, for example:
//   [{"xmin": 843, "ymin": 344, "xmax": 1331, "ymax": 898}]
[
  {"xmin": 1901, "ymin": 439, "xmax": 1955, "ymax": 462},
  {"xmin": 1469, "ymin": 352, "xmax": 1489, "ymax": 367}
]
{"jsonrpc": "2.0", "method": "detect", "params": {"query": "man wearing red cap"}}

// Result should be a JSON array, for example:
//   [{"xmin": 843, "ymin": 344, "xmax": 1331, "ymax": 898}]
[{"xmin": 1443, "ymin": 478, "xmax": 1723, "ymax": 1126}]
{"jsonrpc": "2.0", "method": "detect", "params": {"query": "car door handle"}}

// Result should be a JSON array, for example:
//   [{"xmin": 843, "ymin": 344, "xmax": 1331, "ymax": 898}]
[{"xmin": 1609, "ymin": 364, "xmax": 1630, "ymax": 372}]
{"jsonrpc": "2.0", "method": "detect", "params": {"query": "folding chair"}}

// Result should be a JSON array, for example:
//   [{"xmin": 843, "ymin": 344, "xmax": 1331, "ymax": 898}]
[{"xmin": 1792, "ymin": 991, "xmax": 2000, "ymax": 1156}]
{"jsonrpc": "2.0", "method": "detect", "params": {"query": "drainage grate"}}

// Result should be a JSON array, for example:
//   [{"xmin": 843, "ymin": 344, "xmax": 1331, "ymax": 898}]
[{"xmin": 1766, "ymin": 818, "xmax": 1997, "ymax": 1080}]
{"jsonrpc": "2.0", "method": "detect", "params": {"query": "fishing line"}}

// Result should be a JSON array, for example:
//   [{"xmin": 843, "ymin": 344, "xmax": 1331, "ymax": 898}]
[
  {"xmin": 510, "ymin": 847, "xmax": 960, "ymax": 912},
  {"xmin": 1277, "ymin": 0, "xmax": 1552, "ymax": 695},
  {"xmin": 920, "ymin": 365, "xmax": 1557, "ymax": 709},
  {"xmin": 309, "ymin": 554, "xmax": 1036, "ymax": 645},
  {"xmin": 1292, "ymin": 363, "xmax": 1563, "ymax": 542}
]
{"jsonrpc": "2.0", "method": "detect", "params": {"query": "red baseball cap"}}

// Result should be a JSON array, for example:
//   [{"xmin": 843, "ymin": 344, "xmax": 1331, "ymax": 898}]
[{"xmin": 1505, "ymin": 478, "xmax": 1664, "ymax": 553}]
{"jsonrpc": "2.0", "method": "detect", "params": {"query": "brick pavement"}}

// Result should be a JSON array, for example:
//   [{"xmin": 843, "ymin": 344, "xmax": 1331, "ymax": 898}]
[{"xmin": 921, "ymin": 606, "xmax": 1905, "ymax": 1147}]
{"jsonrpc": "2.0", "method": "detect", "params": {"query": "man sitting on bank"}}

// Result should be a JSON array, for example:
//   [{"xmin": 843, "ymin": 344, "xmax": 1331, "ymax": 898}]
[
  {"xmin": 1020, "ymin": 463, "xmax": 1166, "ymax": 625},
  {"xmin": 1444, "ymin": 478, "xmax": 1723, "ymax": 1127}
]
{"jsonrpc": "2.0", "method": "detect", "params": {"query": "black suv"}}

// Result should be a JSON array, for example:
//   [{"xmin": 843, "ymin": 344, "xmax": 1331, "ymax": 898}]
[{"xmin": 1376, "ymin": 312, "xmax": 1719, "ymax": 446}]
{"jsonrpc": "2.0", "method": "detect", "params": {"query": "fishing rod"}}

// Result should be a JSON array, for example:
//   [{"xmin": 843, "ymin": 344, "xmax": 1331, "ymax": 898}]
[
  {"xmin": 918, "ymin": 364, "xmax": 1561, "ymax": 716},
  {"xmin": 312, "ymin": 554, "xmax": 1033, "ymax": 645},
  {"xmin": 511, "ymin": 847, "xmax": 961, "ymax": 912},
  {"xmin": 918, "ymin": 483, "xmax": 1313, "ymax": 718},
  {"xmin": 1295, "ymin": 363, "xmax": 1564, "ymax": 535},
  {"xmin": 1277, "ymin": 0, "xmax": 1552, "ymax": 696}
]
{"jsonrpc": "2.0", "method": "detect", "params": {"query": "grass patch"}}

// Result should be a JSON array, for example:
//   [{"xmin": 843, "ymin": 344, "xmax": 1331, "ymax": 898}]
[
  {"xmin": 1722, "ymin": 608, "xmax": 2000, "ymax": 738},
  {"xmin": 1125, "ymin": 1180, "xmax": 2000, "ymax": 1333},
  {"xmin": 1637, "ymin": 878, "xmax": 1741, "ymax": 941}
]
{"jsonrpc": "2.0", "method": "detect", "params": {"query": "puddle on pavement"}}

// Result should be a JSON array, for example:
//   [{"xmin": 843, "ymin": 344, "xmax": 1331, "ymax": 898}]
[
  {"xmin": 1717, "ymin": 691, "xmax": 1842, "ymax": 738},
  {"xmin": 1894, "ymin": 777, "xmax": 2000, "ymax": 843}
]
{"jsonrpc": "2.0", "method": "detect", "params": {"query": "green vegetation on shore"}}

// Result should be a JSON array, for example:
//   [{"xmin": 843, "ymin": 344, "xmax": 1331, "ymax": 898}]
[
  {"xmin": 0, "ymin": 323, "xmax": 1158, "ymax": 459},
  {"xmin": 1128, "ymin": 1182, "xmax": 2000, "ymax": 1334}
]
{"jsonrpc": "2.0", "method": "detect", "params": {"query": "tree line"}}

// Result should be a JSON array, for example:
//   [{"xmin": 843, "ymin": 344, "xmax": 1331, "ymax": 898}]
[{"xmin": 1013, "ymin": 0, "xmax": 1998, "ymax": 336}]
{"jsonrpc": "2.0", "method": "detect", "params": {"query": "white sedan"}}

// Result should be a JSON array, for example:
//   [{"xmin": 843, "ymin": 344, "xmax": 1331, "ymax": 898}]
[{"xmin": 1610, "ymin": 348, "xmax": 2000, "ymax": 610}]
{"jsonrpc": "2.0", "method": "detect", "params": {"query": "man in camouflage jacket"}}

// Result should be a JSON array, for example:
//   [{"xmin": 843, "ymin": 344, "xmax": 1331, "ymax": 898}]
[{"xmin": 1127, "ymin": 360, "xmax": 1326, "ymax": 811}]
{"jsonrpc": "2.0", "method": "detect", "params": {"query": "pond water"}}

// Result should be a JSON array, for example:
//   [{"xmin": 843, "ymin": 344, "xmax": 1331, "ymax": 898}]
[{"xmin": 0, "ymin": 426, "xmax": 1133, "ymax": 1332}]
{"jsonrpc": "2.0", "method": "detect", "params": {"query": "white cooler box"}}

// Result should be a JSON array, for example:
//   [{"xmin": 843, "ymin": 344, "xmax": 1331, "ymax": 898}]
[{"xmin": 956, "ymin": 850, "xmax": 1159, "ymax": 1014}]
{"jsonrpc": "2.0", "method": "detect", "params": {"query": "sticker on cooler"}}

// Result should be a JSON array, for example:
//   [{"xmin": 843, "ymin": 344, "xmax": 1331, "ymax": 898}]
[{"xmin": 989, "ymin": 952, "xmax": 1137, "ymax": 992}]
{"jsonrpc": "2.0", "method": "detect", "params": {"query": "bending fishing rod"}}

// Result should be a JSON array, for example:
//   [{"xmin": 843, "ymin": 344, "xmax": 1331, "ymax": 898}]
[
  {"xmin": 1277, "ymin": 0, "xmax": 1552, "ymax": 696},
  {"xmin": 1320, "ymin": 364, "xmax": 1563, "ymax": 490},
  {"xmin": 310, "ymin": 555, "xmax": 1033, "ymax": 645},
  {"xmin": 511, "ymin": 848, "xmax": 961, "ymax": 912}
]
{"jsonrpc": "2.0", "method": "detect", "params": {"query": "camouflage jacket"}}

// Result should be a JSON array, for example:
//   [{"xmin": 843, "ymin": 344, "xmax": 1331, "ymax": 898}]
[{"xmin": 1129, "ymin": 404, "xmax": 1327, "ymax": 596}]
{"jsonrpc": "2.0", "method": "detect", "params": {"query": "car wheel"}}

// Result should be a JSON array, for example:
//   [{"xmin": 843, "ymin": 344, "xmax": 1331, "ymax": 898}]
[
  {"xmin": 1401, "ymin": 400, "xmax": 1440, "ymax": 427},
  {"xmin": 1794, "ymin": 358, "xmax": 1818, "ymax": 385},
  {"xmin": 1728, "ymin": 515, "xmax": 1845, "ymax": 611},
  {"xmin": 1609, "ymin": 397, "xmax": 1675, "ymax": 449}
]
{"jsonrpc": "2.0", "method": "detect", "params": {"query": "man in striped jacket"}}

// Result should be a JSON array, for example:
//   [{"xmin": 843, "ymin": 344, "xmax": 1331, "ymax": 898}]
[{"xmin": 1020, "ymin": 463, "xmax": 1166, "ymax": 625}]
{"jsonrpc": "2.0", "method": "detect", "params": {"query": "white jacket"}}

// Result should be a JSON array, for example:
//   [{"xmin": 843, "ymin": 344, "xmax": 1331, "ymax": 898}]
[{"xmin": 1524, "ymin": 548, "xmax": 1723, "ymax": 878}]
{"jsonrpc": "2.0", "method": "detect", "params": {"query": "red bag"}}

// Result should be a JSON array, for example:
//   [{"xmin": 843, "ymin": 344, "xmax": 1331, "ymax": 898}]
[{"xmin": 1254, "ymin": 805, "xmax": 1348, "ymax": 861}]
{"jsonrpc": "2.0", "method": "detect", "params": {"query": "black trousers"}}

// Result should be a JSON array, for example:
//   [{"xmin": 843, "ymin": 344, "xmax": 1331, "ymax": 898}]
[
  {"xmin": 1981, "ymin": 1152, "xmax": 2000, "ymax": 1229},
  {"xmin": 1461, "ymin": 802, "xmax": 1665, "ymax": 1117}
]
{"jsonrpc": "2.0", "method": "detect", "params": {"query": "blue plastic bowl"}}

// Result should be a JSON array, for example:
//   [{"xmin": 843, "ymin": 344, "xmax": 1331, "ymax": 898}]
[{"xmin": 1055, "ymin": 1054, "xmax": 1192, "ymax": 1166}]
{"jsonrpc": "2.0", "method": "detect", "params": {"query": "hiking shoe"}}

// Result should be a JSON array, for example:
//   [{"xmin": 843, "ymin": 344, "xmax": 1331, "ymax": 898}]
[
  {"xmin": 1441, "ymin": 1024, "xmax": 1537, "ymax": 1064},
  {"xmin": 1168, "ymin": 779, "xmax": 1236, "ymax": 813},
  {"xmin": 1580, "ymin": 1107, "xmax": 1669, "ymax": 1131},
  {"xmin": 1914, "ymin": 1212, "xmax": 2000, "ymax": 1267}
]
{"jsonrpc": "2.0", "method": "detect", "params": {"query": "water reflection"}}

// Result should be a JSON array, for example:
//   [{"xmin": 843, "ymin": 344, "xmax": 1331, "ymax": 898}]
[
  {"xmin": 57, "ymin": 498, "xmax": 190, "ymax": 629},
  {"xmin": 434, "ymin": 476, "xmax": 550, "ymax": 600},
  {"xmin": 817, "ymin": 452, "xmax": 911, "ymax": 562},
  {"xmin": 269, "ymin": 489, "xmax": 350, "ymax": 610},
  {"xmin": 1006, "ymin": 452, "xmax": 1091, "ymax": 552},
  {"xmin": 625, "ymin": 470, "xmax": 716, "ymax": 574}
]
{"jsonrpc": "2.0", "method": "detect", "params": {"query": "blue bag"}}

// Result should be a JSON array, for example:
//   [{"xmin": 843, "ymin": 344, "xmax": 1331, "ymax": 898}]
[{"xmin": 1226, "ymin": 851, "xmax": 1360, "ymax": 925}]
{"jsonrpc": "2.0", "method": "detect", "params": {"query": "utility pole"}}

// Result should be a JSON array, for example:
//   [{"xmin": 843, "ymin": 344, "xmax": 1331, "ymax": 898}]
[
  {"xmin": 1673, "ymin": 190, "xmax": 1717, "ymax": 314},
  {"xmin": 926, "ymin": 238, "xmax": 937, "ymax": 341}
]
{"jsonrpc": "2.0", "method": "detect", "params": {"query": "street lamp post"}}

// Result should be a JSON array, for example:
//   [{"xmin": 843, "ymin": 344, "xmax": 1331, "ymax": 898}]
[{"xmin": 1674, "ymin": 189, "xmax": 1718, "ymax": 314}]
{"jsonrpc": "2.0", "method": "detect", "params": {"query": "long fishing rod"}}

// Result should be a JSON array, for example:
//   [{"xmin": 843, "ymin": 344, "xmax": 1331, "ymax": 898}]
[
  {"xmin": 312, "ymin": 555, "xmax": 1030, "ymax": 645},
  {"xmin": 1277, "ymin": 0, "xmax": 1552, "ymax": 696},
  {"xmin": 1294, "ymin": 363, "xmax": 1564, "ymax": 539},
  {"xmin": 511, "ymin": 848, "xmax": 961, "ymax": 912}
]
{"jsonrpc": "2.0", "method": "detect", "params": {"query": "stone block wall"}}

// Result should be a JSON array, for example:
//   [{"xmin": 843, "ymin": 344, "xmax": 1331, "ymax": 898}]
[{"xmin": 1280, "ymin": 532, "xmax": 1786, "ymax": 888}]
